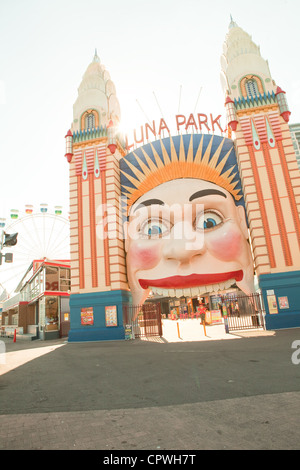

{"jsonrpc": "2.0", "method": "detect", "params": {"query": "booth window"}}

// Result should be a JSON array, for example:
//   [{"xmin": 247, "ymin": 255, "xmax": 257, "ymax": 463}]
[
  {"xmin": 29, "ymin": 270, "xmax": 44, "ymax": 300},
  {"xmin": 45, "ymin": 266, "xmax": 59, "ymax": 291},
  {"xmin": 45, "ymin": 266, "xmax": 70, "ymax": 291},
  {"xmin": 45, "ymin": 296, "xmax": 59, "ymax": 331},
  {"xmin": 60, "ymin": 268, "xmax": 70, "ymax": 292}
]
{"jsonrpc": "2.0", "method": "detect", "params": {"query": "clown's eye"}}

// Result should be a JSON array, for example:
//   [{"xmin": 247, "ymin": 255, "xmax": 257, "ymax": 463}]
[
  {"xmin": 196, "ymin": 211, "xmax": 223, "ymax": 231},
  {"xmin": 141, "ymin": 219, "xmax": 170, "ymax": 238}
]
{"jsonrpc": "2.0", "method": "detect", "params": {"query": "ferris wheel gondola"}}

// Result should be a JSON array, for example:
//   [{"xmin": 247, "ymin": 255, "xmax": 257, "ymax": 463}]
[{"xmin": 0, "ymin": 204, "xmax": 70, "ymax": 297}]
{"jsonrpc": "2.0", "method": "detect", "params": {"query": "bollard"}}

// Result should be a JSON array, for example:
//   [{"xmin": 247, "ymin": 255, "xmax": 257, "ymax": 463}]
[
  {"xmin": 177, "ymin": 321, "xmax": 181, "ymax": 339},
  {"xmin": 13, "ymin": 329, "xmax": 16, "ymax": 342}
]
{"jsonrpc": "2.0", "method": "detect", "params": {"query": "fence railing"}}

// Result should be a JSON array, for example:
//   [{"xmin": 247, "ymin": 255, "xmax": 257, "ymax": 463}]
[
  {"xmin": 123, "ymin": 303, "xmax": 162, "ymax": 337},
  {"xmin": 2, "ymin": 291, "xmax": 28, "ymax": 311},
  {"xmin": 223, "ymin": 292, "xmax": 266, "ymax": 331}
]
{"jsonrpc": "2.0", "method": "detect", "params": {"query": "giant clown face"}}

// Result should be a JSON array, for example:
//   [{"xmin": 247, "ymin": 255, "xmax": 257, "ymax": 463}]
[{"xmin": 120, "ymin": 134, "xmax": 255, "ymax": 306}]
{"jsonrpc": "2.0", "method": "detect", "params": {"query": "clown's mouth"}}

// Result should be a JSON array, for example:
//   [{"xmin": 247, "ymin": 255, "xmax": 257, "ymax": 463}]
[{"xmin": 139, "ymin": 271, "xmax": 243, "ymax": 298}]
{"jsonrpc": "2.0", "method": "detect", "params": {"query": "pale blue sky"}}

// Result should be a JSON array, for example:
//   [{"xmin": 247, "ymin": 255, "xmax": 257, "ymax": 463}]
[{"xmin": 0, "ymin": 0, "xmax": 299, "ymax": 220}]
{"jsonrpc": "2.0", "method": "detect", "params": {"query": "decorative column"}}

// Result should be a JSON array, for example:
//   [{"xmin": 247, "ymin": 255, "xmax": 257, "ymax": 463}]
[
  {"xmin": 221, "ymin": 18, "xmax": 300, "ymax": 329},
  {"xmin": 65, "ymin": 52, "xmax": 131, "ymax": 342}
]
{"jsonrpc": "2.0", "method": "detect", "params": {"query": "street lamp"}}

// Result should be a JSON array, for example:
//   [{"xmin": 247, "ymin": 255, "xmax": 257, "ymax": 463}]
[{"xmin": 0, "ymin": 230, "xmax": 18, "ymax": 265}]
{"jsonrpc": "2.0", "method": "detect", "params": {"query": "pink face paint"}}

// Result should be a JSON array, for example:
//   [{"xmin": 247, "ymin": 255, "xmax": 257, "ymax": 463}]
[
  {"xmin": 128, "ymin": 241, "xmax": 161, "ymax": 270},
  {"xmin": 206, "ymin": 225, "xmax": 243, "ymax": 262}
]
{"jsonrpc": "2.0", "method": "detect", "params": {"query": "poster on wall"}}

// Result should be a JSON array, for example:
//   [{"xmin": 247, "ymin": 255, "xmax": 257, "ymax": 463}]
[
  {"xmin": 81, "ymin": 307, "xmax": 94, "ymax": 325},
  {"xmin": 278, "ymin": 296, "xmax": 289, "ymax": 309},
  {"xmin": 267, "ymin": 295, "xmax": 278, "ymax": 314},
  {"xmin": 105, "ymin": 305, "xmax": 118, "ymax": 327}
]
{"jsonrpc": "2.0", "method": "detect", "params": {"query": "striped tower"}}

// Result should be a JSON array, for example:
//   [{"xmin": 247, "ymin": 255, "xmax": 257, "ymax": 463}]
[
  {"xmin": 65, "ymin": 51, "xmax": 130, "ymax": 342},
  {"xmin": 221, "ymin": 19, "xmax": 300, "ymax": 329}
]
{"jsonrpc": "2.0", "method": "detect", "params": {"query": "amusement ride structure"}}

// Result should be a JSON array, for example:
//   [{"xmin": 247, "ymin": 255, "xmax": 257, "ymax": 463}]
[{"xmin": 0, "ymin": 205, "xmax": 70, "ymax": 297}]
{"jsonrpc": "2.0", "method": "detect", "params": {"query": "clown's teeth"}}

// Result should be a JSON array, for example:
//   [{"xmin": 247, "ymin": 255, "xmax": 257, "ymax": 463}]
[
  {"xmin": 150, "ymin": 279, "xmax": 236, "ymax": 298},
  {"xmin": 212, "ymin": 284, "xmax": 221, "ymax": 292},
  {"xmin": 226, "ymin": 279, "xmax": 235, "ymax": 288},
  {"xmin": 191, "ymin": 287, "xmax": 200, "ymax": 297}
]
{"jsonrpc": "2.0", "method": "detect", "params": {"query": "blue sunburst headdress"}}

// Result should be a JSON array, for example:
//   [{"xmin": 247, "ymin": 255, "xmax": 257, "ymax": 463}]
[{"xmin": 120, "ymin": 134, "xmax": 244, "ymax": 215}]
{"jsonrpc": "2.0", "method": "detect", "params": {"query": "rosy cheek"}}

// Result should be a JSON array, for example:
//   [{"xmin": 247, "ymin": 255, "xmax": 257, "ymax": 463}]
[
  {"xmin": 206, "ymin": 228, "xmax": 243, "ymax": 261},
  {"xmin": 128, "ymin": 241, "xmax": 161, "ymax": 270}
]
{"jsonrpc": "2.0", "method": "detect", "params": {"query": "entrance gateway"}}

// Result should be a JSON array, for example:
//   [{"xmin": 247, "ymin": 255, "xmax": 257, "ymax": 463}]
[
  {"xmin": 123, "ymin": 291, "xmax": 266, "ymax": 339},
  {"xmin": 65, "ymin": 19, "xmax": 300, "ymax": 342}
]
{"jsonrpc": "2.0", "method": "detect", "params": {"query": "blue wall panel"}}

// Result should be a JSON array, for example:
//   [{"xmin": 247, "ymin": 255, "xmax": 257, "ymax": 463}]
[
  {"xmin": 68, "ymin": 290, "xmax": 132, "ymax": 342},
  {"xmin": 259, "ymin": 271, "xmax": 300, "ymax": 330}
]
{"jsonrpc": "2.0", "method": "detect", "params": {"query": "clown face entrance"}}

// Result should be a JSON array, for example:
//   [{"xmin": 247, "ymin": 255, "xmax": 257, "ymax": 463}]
[
  {"xmin": 123, "ymin": 293, "xmax": 265, "ymax": 340},
  {"xmin": 123, "ymin": 303, "xmax": 162, "ymax": 338}
]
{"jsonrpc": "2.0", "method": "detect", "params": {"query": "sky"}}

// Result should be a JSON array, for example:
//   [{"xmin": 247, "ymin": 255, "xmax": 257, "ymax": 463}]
[{"xmin": 0, "ymin": 0, "xmax": 300, "ymax": 223}]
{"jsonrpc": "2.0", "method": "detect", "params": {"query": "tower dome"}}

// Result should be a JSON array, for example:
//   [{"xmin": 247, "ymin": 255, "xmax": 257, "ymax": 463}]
[
  {"xmin": 72, "ymin": 50, "xmax": 121, "ymax": 132},
  {"xmin": 220, "ymin": 18, "xmax": 273, "ymax": 97}
]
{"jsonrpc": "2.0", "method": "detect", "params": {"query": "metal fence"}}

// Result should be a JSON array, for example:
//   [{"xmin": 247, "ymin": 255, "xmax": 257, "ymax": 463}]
[
  {"xmin": 123, "ymin": 302, "xmax": 162, "ymax": 338},
  {"xmin": 223, "ymin": 292, "xmax": 266, "ymax": 331}
]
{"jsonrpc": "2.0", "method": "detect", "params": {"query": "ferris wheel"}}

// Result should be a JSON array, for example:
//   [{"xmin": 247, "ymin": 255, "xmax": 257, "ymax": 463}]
[{"xmin": 0, "ymin": 204, "xmax": 70, "ymax": 296}]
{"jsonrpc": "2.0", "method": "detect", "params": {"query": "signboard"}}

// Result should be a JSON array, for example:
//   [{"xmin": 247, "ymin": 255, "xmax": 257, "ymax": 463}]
[
  {"xmin": 81, "ymin": 307, "xmax": 94, "ymax": 325},
  {"xmin": 105, "ymin": 305, "xmax": 118, "ymax": 327},
  {"xmin": 125, "ymin": 113, "xmax": 224, "ymax": 151},
  {"xmin": 211, "ymin": 310, "xmax": 223, "ymax": 324},
  {"xmin": 205, "ymin": 310, "xmax": 223, "ymax": 325},
  {"xmin": 125, "ymin": 324, "xmax": 134, "ymax": 340},
  {"xmin": 267, "ymin": 295, "xmax": 278, "ymax": 314},
  {"xmin": 278, "ymin": 296, "xmax": 289, "ymax": 309}
]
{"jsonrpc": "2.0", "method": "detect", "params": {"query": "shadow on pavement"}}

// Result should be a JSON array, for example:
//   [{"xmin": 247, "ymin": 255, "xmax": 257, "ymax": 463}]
[{"xmin": 1, "ymin": 329, "xmax": 300, "ymax": 415}]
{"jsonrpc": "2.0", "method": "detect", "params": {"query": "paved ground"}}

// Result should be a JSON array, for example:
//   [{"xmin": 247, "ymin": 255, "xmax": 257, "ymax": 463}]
[{"xmin": 0, "ymin": 323, "xmax": 300, "ymax": 452}]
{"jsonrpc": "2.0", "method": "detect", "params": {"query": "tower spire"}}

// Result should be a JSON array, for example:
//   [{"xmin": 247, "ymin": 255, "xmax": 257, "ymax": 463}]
[
  {"xmin": 72, "ymin": 50, "xmax": 121, "ymax": 132},
  {"xmin": 93, "ymin": 48, "xmax": 100, "ymax": 63},
  {"xmin": 229, "ymin": 14, "xmax": 238, "ymax": 29}
]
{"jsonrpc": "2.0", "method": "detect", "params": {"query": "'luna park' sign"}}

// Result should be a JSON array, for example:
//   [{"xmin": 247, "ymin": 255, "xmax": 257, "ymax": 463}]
[{"xmin": 125, "ymin": 113, "xmax": 225, "ymax": 150}]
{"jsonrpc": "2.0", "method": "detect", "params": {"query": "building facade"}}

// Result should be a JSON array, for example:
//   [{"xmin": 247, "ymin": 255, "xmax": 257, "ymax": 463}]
[
  {"xmin": 65, "ymin": 20, "xmax": 300, "ymax": 341},
  {"xmin": 0, "ymin": 260, "xmax": 71, "ymax": 340}
]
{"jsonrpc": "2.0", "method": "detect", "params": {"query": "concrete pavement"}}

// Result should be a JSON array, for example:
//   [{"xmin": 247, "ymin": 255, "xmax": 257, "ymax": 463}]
[{"xmin": 0, "ymin": 326, "xmax": 300, "ymax": 451}]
